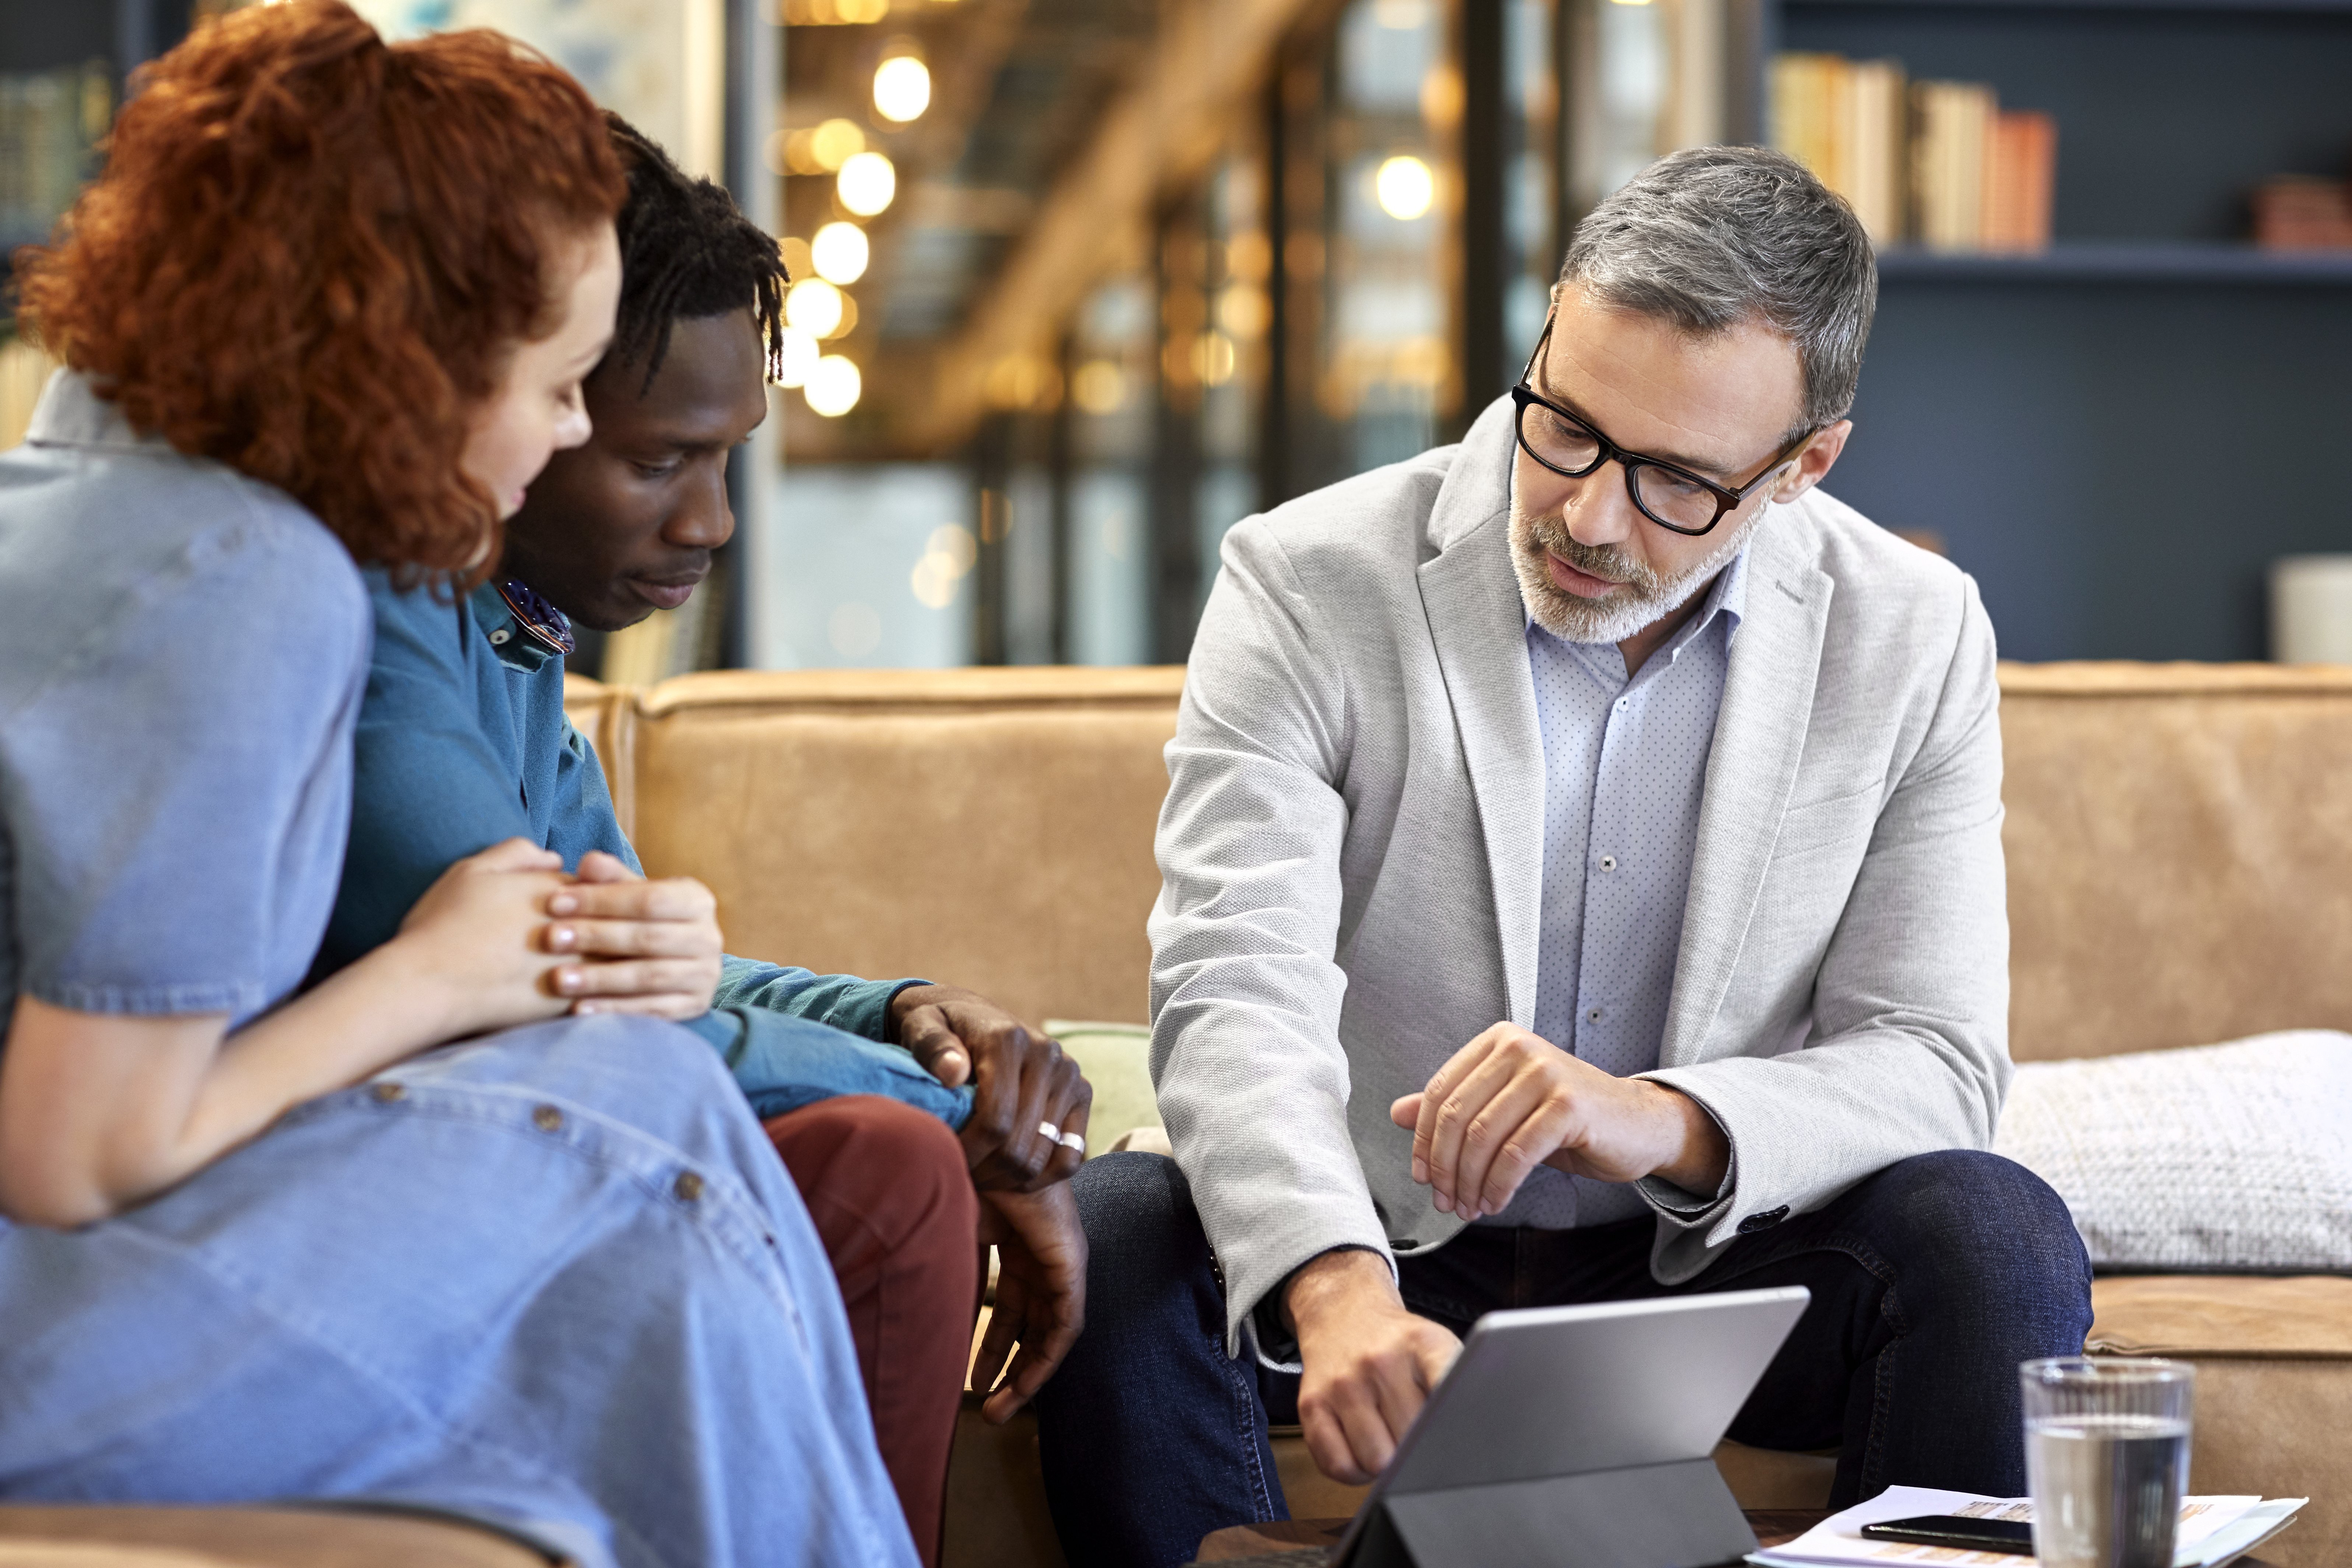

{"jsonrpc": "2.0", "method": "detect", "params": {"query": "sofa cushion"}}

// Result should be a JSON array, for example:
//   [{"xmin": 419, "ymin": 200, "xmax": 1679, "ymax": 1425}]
[
  {"xmin": 1043, "ymin": 1020, "xmax": 1156, "ymax": 1156},
  {"xmin": 0, "ymin": 1507, "xmax": 552, "ymax": 1568},
  {"xmin": 600, "ymin": 668, "xmax": 1182, "ymax": 1030},
  {"xmin": 2089, "ymin": 1275, "xmax": 2352, "ymax": 1568},
  {"xmin": 1992, "ymin": 1031, "xmax": 2352, "ymax": 1269},
  {"xmin": 2000, "ymin": 664, "xmax": 2352, "ymax": 1063}
]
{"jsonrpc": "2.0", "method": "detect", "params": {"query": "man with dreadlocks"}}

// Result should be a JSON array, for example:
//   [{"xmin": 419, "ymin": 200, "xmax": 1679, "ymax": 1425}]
[{"xmin": 316, "ymin": 117, "xmax": 1085, "ymax": 1567}]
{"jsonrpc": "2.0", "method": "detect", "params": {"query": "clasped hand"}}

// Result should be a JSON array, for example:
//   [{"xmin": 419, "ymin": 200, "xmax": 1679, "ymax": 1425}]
[
  {"xmin": 891, "ymin": 984, "xmax": 1092, "ymax": 1192},
  {"xmin": 395, "ymin": 841, "xmax": 722, "ymax": 1037},
  {"xmin": 1389, "ymin": 1022, "xmax": 1727, "ymax": 1221}
]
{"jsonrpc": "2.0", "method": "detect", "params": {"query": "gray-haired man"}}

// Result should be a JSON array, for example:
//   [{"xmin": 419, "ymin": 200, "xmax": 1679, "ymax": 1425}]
[{"xmin": 1032, "ymin": 148, "xmax": 2091, "ymax": 1568}]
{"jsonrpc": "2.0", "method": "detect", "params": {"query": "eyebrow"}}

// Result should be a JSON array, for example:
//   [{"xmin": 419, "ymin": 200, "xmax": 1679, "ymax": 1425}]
[
  {"xmin": 1530, "ymin": 368, "xmax": 1743, "ymax": 482},
  {"xmin": 569, "ymin": 335, "xmax": 615, "ymax": 376}
]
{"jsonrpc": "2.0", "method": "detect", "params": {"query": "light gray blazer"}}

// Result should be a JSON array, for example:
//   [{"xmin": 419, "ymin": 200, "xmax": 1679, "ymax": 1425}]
[{"xmin": 1148, "ymin": 396, "xmax": 2010, "ymax": 1354}]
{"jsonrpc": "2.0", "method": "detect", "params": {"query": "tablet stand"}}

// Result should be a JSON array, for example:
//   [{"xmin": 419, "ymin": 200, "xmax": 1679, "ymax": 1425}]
[{"xmin": 1339, "ymin": 1456, "xmax": 1759, "ymax": 1568}]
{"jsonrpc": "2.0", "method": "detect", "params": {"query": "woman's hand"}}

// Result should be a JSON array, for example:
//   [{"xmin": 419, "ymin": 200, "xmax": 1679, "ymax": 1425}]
[
  {"xmin": 970, "ymin": 1183, "xmax": 1088, "ymax": 1424},
  {"xmin": 389, "ymin": 838, "xmax": 576, "ymax": 1039},
  {"xmin": 536, "ymin": 851, "xmax": 724, "ymax": 1021}
]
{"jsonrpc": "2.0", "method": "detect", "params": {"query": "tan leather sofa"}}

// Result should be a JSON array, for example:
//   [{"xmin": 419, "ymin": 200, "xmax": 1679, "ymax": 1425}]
[
  {"xmin": 574, "ymin": 661, "xmax": 2352, "ymax": 1568},
  {"xmin": 2, "ymin": 662, "xmax": 2343, "ymax": 1565}
]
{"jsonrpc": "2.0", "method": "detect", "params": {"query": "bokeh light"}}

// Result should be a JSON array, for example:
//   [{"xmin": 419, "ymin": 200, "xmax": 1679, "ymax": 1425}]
[
  {"xmin": 837, "ymin": 151, "xmax": 897, "ymax": 217},
  {"xmin": 811, "ymin": 221, "xmax": 870, "ymax": 285},
  {"xmin": 1375, "ymin": 154, "xmax": 1434, "ymax": 220},
  {"xmin": 785, "ymin": 278, "xmax": 846, "ymax": 339},
  {"xmin": 805, "ymin": 354, "xmax": 863, "ymax": 417},
  {"xmin": 775, "ymin": 328, "xmax": 821, "ymax": 388},
  {"xmin": 873, "ymin": 56, "xmax": 932, "ymax": 123}
]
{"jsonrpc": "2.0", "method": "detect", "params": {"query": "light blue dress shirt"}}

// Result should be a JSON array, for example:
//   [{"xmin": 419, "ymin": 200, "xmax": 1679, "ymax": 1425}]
[{"xmin": 1486, "ymin": 548, "xmax": 1749, "ymax": 1230}]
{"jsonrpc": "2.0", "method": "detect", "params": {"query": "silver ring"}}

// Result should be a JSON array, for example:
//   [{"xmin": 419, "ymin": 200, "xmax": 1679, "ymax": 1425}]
[
  {"xmin": 1057, "ymin": 1130, "xmax": 1088, "ymax": 1152},
  {"xmin": 1037, "ymin": 1120, "xmax": 1062, "ymax": 1143}
]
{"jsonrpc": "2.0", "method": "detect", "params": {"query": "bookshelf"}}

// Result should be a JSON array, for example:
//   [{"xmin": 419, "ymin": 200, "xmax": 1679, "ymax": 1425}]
[
  {"xmin": 0, "ymin": 4, "xmax": 187, "ymax": 327},
  {"xmin": 1752, "ymin": 0, "xmax": 2352, "ymax": 661},
  {"xmin": 1876, "ymin": 241, "xmax": 2352, "ymax": 282}
]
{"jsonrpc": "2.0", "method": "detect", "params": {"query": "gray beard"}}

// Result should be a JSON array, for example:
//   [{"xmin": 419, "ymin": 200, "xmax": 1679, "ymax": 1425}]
[{"xmin": 1508, "ymin": 495, "xmax": 1763, "ymax": 645}]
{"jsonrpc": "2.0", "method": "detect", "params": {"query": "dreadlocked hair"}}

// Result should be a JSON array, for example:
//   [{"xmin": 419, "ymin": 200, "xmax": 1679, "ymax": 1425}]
[{"xmin": 604, "ymin": 113, "xmax": 788, "ymax": 389}]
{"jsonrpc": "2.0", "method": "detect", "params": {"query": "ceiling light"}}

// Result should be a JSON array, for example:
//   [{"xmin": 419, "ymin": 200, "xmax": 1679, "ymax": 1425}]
[
  {"xmin": 805, "ymin": 355, "xmax": 862, "ymax": 417},
  {"xmin": 775, "ymin": 328, "xmax": 821, "ymax": 388},
  {"xmin": 873, "ymin": 56, "xmax": 931, "ymax": 123},
  {"xmin": 836, "ymin": 151, "xmax": 897, "ymax": 216},
  {"xmin": 784, "ymin": 278, "xmax": 845, "ymax": 339},
  {"xmin": 1375, "ymin": 155, "xmax": 1434, "ymax": 221},
  {"xmin": 1071, "ymin": 359, "xmax": 1125, "ymax": 415},
  {"xmin": 811, "ymin": 221, "xmax": 870, "ymax": 285},
  {"xmin": 808, "ymin": 118, "xmax": 865, "ymax": 172}
]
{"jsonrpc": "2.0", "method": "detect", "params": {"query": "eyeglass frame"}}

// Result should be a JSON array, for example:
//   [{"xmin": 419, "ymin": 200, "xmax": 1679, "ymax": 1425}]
[{"xmin": 1509, "ymin": 309, "xmax": 1819, "ymax": 538}]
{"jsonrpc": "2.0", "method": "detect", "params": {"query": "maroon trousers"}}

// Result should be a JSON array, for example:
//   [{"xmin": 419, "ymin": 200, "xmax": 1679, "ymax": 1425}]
[{"xmin": 764, "ymin": 1096, "xmax": 977, "ymax": 1568}]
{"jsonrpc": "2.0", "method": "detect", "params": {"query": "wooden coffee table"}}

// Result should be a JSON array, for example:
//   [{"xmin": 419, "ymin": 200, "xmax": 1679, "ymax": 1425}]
[{"xmin": 1191, "ymin": 1511, "xmax": 2287, "ymax": 1564}]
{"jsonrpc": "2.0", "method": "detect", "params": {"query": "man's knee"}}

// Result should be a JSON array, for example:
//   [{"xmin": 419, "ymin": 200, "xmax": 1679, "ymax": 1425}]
[
  {"xmin": 1853, "ymin": 1150, "xmax": 2090, "ymax": 1330},
  {"xmin": 766, "ymin": 1095, "xmax": 978, "ymax": 1249},
  {"xmin": 1069, "ymin": 1152, "xmax": 1220, "ymax": 1327}
]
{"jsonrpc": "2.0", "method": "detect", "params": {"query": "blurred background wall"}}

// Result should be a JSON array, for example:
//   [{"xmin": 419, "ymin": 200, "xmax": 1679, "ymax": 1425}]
[{"xmin": 4, "ymin": 0, "xmax": 2349, "ymax": 670}]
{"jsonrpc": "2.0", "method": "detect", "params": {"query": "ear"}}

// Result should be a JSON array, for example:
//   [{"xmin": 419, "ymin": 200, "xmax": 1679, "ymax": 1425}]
[{"xmin": 1769, "ymin": 418, "xmax": 1853, "ymax": 504}]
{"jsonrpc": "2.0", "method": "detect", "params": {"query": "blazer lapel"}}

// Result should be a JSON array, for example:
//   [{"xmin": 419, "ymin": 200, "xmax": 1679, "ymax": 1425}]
[
  {"xmin": 1660, "ymin": 507, "xmax": 1834, "ymax": 1066},
  {"xmin": 1418, "ymin": 400, "xmax": 1545, "ymax": 1028}
]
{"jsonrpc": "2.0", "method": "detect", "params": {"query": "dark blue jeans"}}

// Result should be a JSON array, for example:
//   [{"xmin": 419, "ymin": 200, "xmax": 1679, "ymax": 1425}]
[{"xmin": 1033, "ymin": 1149, "xmax": 2091, "ymax": 1568}]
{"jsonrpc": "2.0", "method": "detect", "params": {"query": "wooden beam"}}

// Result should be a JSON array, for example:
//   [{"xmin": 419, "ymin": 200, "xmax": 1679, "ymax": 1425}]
[{"xmin": 897, "ymin": 0, "xmax": 1326, "ymax": 454}]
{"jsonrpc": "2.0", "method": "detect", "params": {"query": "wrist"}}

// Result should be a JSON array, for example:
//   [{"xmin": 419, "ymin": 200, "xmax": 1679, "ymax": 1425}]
[
  {"xmin": 1644, "ymin": 1082, "xmax": 1730, "ymax": 1194},
  {"xmin": 362, "ymin": 937, "xmax": 476, "ymax": 1045},
  {"xmin": 1281, "ymin": 1246, "xmax": 1396, "ymax": 1338}
]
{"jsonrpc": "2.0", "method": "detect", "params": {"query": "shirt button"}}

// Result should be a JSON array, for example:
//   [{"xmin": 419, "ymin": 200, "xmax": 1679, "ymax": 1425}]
[
  {"xmin": 488, "ymin": 627, "xmax": 512, "ymax": 645},
  {"xmin": 370, "ymin": 1081, "xmax": 405, "ymax": 1103},
  {"xmin": 1588, "ymin": 1007, "xmax": 1603, "ymax": 1022},
  {"xmin": 1599, "ymin": 855, "xmax": 1617, "ymax": 871},
  {"xmin": 1615, "ymin": 699, "xmax": 1628, "ymax": 711},
  {"xmin": 532, "ymin": 1104, "xmax": 564, "ymax": 1132},
  {"xmin": 673, "ymin": 1171, "xmax": 705, "ymax": 1203}
]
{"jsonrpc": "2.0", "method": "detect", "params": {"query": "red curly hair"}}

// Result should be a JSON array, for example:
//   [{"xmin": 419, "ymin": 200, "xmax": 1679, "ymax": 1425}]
[{"xmin": 13, "ymin": 0, "xmax": 626, "ymax": 578}]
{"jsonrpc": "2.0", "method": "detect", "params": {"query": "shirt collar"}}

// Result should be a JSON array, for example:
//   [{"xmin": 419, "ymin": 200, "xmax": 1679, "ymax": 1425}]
[
  {"xmin": 25, "ymin": 369, "xmax": 173, "ymax": 452},
  {"xmin": 1522, "ymin": 542, "xmax": 1752, "ymax": 656},
  {"xmin": 469, "ymin": 578, "xmax": 573, "ymax": 671}
]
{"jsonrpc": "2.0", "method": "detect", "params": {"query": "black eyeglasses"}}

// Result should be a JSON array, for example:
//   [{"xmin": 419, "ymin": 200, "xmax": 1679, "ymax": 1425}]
[{"xmin": 1509, "ymin": 311, "xmax": 1816, "ymax": 537}]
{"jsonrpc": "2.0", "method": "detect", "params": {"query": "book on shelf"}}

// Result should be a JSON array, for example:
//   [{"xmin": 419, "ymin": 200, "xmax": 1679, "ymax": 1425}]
[
  {"xmin": 2251, "ymin": 174, "xmax": 2352, "ymax": 250},
  {"xmin": 1771, "ymin": 52, "xmax": 2055, "ymax": 256},
  {"xmin": 0, "ymin": 63, "xmax": 111, "ymax": 247},
  {"xmin": 1980, "ymin": 108, "xmax": 2055, "ymax": 252}
]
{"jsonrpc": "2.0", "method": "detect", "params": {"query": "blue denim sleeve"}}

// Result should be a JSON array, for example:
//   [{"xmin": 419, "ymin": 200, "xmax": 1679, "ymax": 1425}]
[
  {"xmin": 5, "ymin": 495, "xmax": 368, "ymax": 1026},
  {"xmin": 318, "ymin": 575, "xmax": 535, "ymax": 977},
  {"xmin": 712, "ymin": 956, "xmax": 922, "ymax": 1043},
  {"xmin": 543, "ymin": 716, "xmax": 643, "ymax": 876},
  {"xmin": 679, "ymin": 1006, "xmax": 973, "ymax": 1128}
]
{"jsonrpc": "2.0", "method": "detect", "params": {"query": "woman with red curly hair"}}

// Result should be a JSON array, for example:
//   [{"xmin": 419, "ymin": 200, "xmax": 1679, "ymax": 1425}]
[{"xmin": 0, "ymin": 7, "xmax": 919, "ymax": 1567}]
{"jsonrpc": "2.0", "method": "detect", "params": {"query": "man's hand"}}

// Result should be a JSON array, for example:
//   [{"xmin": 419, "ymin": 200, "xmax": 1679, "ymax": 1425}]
[
  {"xmin": 1286, "ymin": 1249, "xmax": 1460, "ymax": 1484},
  {"xmin": 892, "ymin": 984, "xmax": 1090, "ymax": 1191},
  {"xmin": 970, "ymin": 1183, "xmax": 1088, "ymax": 1424},
  {"xmin": 538, "ymin": 851, "xmax": 724, "ymax": 1021},
  {"xmin": 1389, "ymin": 1023, "xmax": 1730, "ymax": 1221}
]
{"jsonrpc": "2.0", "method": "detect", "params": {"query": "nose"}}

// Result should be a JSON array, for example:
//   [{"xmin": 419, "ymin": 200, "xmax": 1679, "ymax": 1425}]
[
  {"xmin": 1561, "ymin": 460, "xmax": 1641, "ymax": 549},
  {"xmin": 666, "ymin": 458, "xmax": 736, "ymax": 551},
  {"xmin": 554, "ymin": 402, "xmax": 593, "ymax": 454}
]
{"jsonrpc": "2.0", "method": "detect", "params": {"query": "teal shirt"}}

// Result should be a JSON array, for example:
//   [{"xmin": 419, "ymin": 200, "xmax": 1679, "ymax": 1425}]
[{"xmin": 319, "ymin": 575, "xmax": 972, "ymax": 1127}]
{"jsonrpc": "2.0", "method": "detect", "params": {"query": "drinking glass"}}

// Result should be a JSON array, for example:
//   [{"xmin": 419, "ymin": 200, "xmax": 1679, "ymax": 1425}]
[{"xmin": 2022, "ymin": 1357, "xmax": 2195, "ymax": 1568}]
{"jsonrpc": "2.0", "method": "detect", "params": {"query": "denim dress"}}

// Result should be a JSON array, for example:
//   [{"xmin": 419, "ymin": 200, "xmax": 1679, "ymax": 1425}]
[{"xmin": 0, "ymin": 373, "xmax": 919, "ymax": 1568}]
